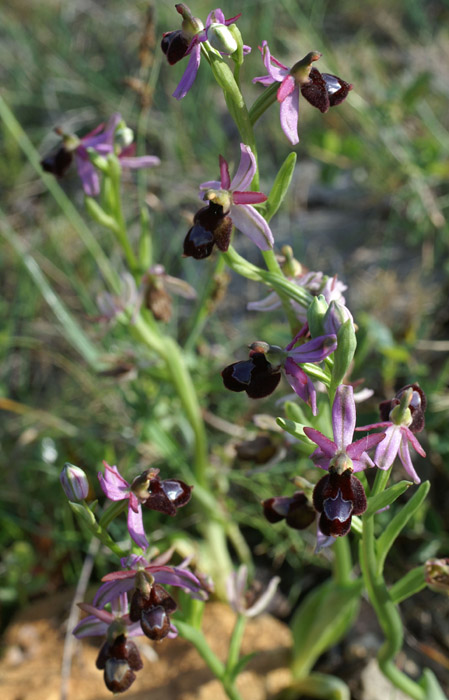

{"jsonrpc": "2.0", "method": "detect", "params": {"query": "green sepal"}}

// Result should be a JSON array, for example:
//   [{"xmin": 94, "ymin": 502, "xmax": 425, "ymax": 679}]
[
  {"xmin": 84, "ymin": 196, "xmax": 119, "ymax": 232},
  {"xmin": 376, "ymin": 481, "xmax": 430, "ymax": 571},
  {"xmin": 329, "ymin": 319, "xmax": 357, "ymax": 399},
  {"xmin": 262, "ymin": 152, "xmax": 297, "ymax": 223},
  {"xmin": 364, "ymin": 480, "xmax": 413, "ymax": 518},
  {"xmin": 276, "ymin": 417, "xmax": 315, "ymax": 451},
  {"xmin": 419, "ymin": 668, "xmax": 447, "ymax": 700},
  {"xmin": 291, "ymin": 578, "xmax": 363, "ymax": 679},
  {"xmin": 228, "ymin": 23, "xmax": 245, "ymax": 66},
  {"xmin": 86, "ymin": 147, "xmax": 109, "ymax": 172},
  {"xmin": 389, "ymin": 565, "xmax": 426, "ymax": 605},
  {"xmin": 307, "ymin": 295, "xmax": 328, "ymax": 338}
]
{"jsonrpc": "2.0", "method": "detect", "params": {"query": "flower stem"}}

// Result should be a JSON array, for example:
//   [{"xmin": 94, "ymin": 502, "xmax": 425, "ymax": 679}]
[
  {"xmin": 175, "ymin": 619, "xmax": 245, "ymax": 700},
  {"xmin": 360, "ymin": 510, "xmax": 425, "ymax": 699},
  {"xmin": 333, "ymin": 536, "xmax": 352, "ymax": 585},
  {"xmin": 225, "ymin": 614, "xmax": 247, "ymax": 676},
  {"xmin": 249, "ymin": 82, "xmax": 279, "ymax": 126}
]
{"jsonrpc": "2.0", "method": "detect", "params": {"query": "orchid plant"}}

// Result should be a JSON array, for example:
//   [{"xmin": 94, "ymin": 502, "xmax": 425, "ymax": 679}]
[{"xmin": 24, "ymin": 3, "xmax": 444, "ymax": 699}]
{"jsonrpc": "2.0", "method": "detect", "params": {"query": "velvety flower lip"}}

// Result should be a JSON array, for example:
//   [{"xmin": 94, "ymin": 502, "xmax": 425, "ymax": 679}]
[
  {"xmin": 304, "ymin": 384, "xmax": 385, "ymax": 471},
  {"xmin": 98, "ymin": 462, "xmax": 149, "ymax": 551},
  {"xmin": 313, "ymin": 469, "xmax": 367, "ymax": 537},
  {"xmin": 199, "ymin": 143, "xmax": 273, "ymax": 251},
  {"xmin": 253, "ymin": 40, "xmax": 352, "ymax": 145},
  {"xmin": 356, "ymin": 385, "xmax": 426, "ymax": 484}
]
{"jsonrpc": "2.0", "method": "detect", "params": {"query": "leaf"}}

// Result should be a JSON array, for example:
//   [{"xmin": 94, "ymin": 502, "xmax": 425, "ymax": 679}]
[
  {"xmin": 276, "ymin": 417, "xmax": 315, "ymax": 451},
  {"xmin": 419, "ymin": 668, "xmax": 447, "ymax": 700},
  {"xmin": 291, "ymin": 578, "xmax": 363, "ymax": 679},
  {"xmin": 228, "ymin": 653, "xmax": 257, "ymax": 682},
  {"xmin": 364, "ymin": 480, "xmax": 412, "ymax": 518},
  {"xmin": 263, "ymin": 152, "xmax": 297, "ymax": 222},
  {"xmin": 376, "ymin": 481, "xmax": 430, "ymax": 570}
]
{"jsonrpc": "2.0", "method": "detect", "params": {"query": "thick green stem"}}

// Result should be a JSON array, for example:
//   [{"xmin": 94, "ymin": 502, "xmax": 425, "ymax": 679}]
[
  {"xmin": 333, "ymin": 536, "xmax": 352, "ymax": 585},
  {"xmin": 360, "ymin": 516, "xmax": 424, "ymax": 699},
  {"xmin": 249, "ymin": 82, "xmax": 279, "ymax": 126},
  {"xmin": 175, "ymin": 620, "xmax": 244, "ymax": 700}
]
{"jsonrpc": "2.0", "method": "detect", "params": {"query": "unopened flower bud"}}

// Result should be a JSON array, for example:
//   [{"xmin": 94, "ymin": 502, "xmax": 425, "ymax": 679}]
[
  {"xmin": 323, "ymin": 301, "xmax": 354, "ymax": 335},
  {"xmin": 425, "ymin": 558, "xmax": 449, "ymax": 594},
  {"xmin": 60, "ymin": 463, "xmax": 89, "ymax": 501},
  {"xmin": 208, "ymin": 22, "xmax": 238, "ymax": 54}
]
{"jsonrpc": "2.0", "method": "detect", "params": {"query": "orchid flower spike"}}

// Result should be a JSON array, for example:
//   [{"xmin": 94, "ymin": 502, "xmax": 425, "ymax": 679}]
[{"xmin": 253, "ymin": 41, "xmax": 352, "ymax": 145}]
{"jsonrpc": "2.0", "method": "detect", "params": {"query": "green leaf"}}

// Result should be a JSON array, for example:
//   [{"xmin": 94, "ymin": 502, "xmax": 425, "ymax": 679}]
[
  {"xmin": 279, "ymin": 672, "xmax": 351, "ymax": 700},
  {"xmin": 419, "ymin": 668, "xmax": 447, "ymax": 700},
  {"xmin": 364, "ymin": 480, "xmax": 413, "ymax": 518},
  {"xmin": 307, "ymin": 295, "xmax": 328, "ymax": 338},
  {"xmin": 389, "ymin": 565, "xmax": 426, "ymax": 605},
  {"xmin": 276, "ymin": 417, "xmax": 315, "ymax": 451},
  {"xmin": 263, "ymin": 152, "xmax": 297, "ymax": 222},
  {"xmin": 329, "ymin": 320, "xmax": 357, "ymax": 398},
  {"xmin": 376, "ymin": 481, "xmax": 430, "ymax": 571},
  {"xmin": 291, "ymin": 578, "xmax": 363, "ymax": 679},
  {"xmin": 228, "ymin": 652, "xmax": 257, "ymax": 683}
]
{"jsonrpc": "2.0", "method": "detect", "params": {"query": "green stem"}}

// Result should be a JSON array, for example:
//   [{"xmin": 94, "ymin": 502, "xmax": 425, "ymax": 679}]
[
  {"xmin": 175, "ymin": 619, "xmax": 244, "ymax": 700},
  {"xmin": 108, "ymin": 161, "xmax": 138, "ymax": 272},
  {"xmin": 389, "ymin": 566, "xmax": 427, "ymax": 605},
  {"xmin": 360, "ymin": 515, "xmax": 424, "ymax": 699},
  {"xmin": 184, "ymin": 255, "xmax": 227, "ymax": 353},
  {"xmin": 98, "ymin": 500, "xmax": 128, "ymax": 529},
  {"xmin": 0, "ymin": 96, "xmax": 119, "ymax": 293},
  {"xmin": 226, "ymin": 614, "xmax": 247, "ymax": 675},
  {"xmin": 333, "ymin": 536, "xmax": 352, "ymax": 585}
]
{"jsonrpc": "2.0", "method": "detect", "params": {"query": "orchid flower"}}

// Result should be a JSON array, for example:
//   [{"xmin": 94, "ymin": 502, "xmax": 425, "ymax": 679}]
[
  {"xmin": 162, "ymin": 5, "xmax": 244, "ymax": 100},
  {"xmin": 226, "ymin": 565, "xmax": 280, "ymax": 618},
  {"xmin": 304, "ymin": 385, "xmax": 386, "ymax": 537},
  {"xmin": 41, "ymin": 113, "xmax": 160, "ymax": 196},
  {"xmin": 184, "ymin": 144, "xmax": 273, "ymax": 258},
  {"xmin": 356, "ymin": 384, "xmax": 426, "ymax": 484},
  {"xmin": 222, "ymin": 329, "xmax": 337, "ymax": 414},
  {"xmin": 253, "ymin": 41, "xmax": 352, "ymax": 145}
]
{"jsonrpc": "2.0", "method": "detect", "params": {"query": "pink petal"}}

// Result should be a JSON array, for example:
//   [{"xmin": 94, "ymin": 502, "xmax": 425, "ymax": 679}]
[
  {"xmin": 127, "ymin": 503, "xmax": 149, "ymax": 550},
  {"xmin": 219, "ymin": 154, "xmax": 231, "ymax": 189},
  {"xmin": 401, "ymin": 426, "xmax": 426, "ymax": 457},
  {"xmin": 78, "ymin": 603, "xmax": 114, "ymax": 624},
  {"xmin": 303, "ymin": 427, "xmax": 337, "ymax": 458},
  {"xmin": 74, "ymin": 150, "xmax": 100, "ymax": 197},
  {"xmin": 279, "ymin": 86, "xmax": 300, "ymax": 145},
  {"xmin": 230, "ymin": 203, "xmax": 274, "ymax": 250},
  {"xmin": 119, "ymin": 155, "xmax": 160, "ymax": 169},
  {"xmin": 229, "ymin": 144, "xmax": 257, "ymax": 192},
  {"xmin": 247, "ymin": 291, "xmax": 282, "ymax": 312},
  {"xmin": 258, "ymin": 41, "xmax": 289, "ymax": 82},
  {"xmin": 98, "ymin": 463, "xmax": 130, "ymax": 501},
  {"xmin": 398, "ymin": 436, "xmax": 421, "ymax": 484},
  {"xmin": 93, "ymin": 579, "xmax": 134, "ymax": 608},
  {"xmin": 346, "ymin": 432, "xmax": 386, "ymax": 460},
  {"xmin": 199, "ymin": 178, "xmax": 221, "ymax": 192},
  {"xmin": 287, "ymin": 334, "xmax": 337, "ymax": 363},
  {"xmin": 172, "ymin": 43, "xmax": 201, "ymax": 100},
  {"xmin": 72, "ymin": 615, "xmax": 109, "ymax": 638},
  {"xmin": 232, "ymin": 191, "xmax": 267, "ymax": 204},
  {"xmin": 277, "ymin": 75, "xmax": 296, "ymax": 102},
  {"xmin": 374, "ymin": 424, "xmax": 401, "ymax": 470},
  {"xmin": 332, "ymin": 385, "xmax": 356, "ymax": 451},
  {"xmin": 355, "ymin": 421, "xmax": 392, "ymax": 431}
]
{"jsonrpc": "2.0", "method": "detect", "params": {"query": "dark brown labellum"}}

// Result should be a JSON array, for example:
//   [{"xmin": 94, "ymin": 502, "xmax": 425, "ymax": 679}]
[
  {"xmin": 104, "ymin": 658, "xmax": 136, "ymax": 693},
  {"xmin": 41, "ymin": 147, "xmax": 73, "ymax": 177},
  {"xmin": 140, "ymin": 605, "xmax": 171, "ymax": 641},
  {"xmin": 143, "ymin": 476, "xmax": 192, "ymax": 515},
  {"xmin": 222, "ymin": 353, "xmax": 281, "ymax": 399},
  {"xmin": 183, "ymin": 202, "xmax": 232, "ymax": 260},
  {"xmin": 313, "ymin": 469, "xmax": 366, "ymax": 537},
  {"xmin": 263, "ymin": 491, "xmax": 316, "ymax": 530},
  {"xmin": 161, "ymin": 30, "xmax": 190, "ymax": 65},
  {"xmin": 301, "ymin": 67, "xmax": 352, "ymax": 113},
  {"xmin": 145, "ymin": 284, "xmax": 173, "ymax": 322}
]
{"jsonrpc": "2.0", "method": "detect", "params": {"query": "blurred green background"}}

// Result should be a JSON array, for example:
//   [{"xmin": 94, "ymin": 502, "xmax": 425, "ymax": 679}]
[{"xmin": 1, "ymin": 0, "xmax": 449, "ymax": 686}]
